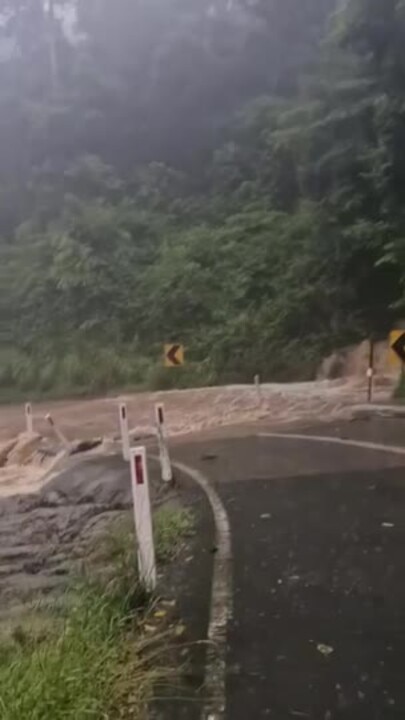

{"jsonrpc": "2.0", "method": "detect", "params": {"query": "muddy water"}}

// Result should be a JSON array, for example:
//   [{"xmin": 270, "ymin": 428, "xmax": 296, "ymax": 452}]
[
  {"xmin": 0, "ymin": 378, "xmax": 392, "ymax": 446},
  {"xmin": 0, "ymin": 454, "xmax": 147, "ymax": 611},
  {"xmin": 0, "ymin": 433, "xmax": 65, "ymax": 499},
  {"xmin": 0, "ymin": 378, "xmax": 394, "ymax": 497}
]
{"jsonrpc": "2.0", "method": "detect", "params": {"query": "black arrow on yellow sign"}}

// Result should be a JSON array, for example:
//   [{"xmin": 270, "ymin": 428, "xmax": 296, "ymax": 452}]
[
  {"xmin": 164, "ymin": 344, "xmax": 184, "ymax": 367},
  {"xmin": 392, "ymin": 332, "xmax": 405, "ymax": 364}
]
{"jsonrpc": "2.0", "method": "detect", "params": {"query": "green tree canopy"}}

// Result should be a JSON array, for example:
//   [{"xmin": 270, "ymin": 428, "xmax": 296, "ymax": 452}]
[{"xmin": 0, "ymin": 0, "xmax": 403, "ymax": 396}]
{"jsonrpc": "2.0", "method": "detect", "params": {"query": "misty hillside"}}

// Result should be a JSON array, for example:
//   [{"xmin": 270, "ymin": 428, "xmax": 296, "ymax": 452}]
[{"xmin": 0, "ymin": 0, "xmax": 403, "ymax": 395}]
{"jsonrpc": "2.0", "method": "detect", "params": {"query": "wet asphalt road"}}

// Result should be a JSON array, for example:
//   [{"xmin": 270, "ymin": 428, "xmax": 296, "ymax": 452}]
[{"xmin": 174, "ymin": 423, "xmax": 405, "ymax": 720}]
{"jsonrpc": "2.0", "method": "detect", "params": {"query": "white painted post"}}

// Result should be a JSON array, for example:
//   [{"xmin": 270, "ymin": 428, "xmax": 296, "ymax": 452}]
[
  {"xmin": 119, "ymin": 402, "xmax": 130, "ymax": 462},
  {"xmin": 45, "ymin": 414, "xmax": 71, "ymax": 450},
  {"xmin": 130, "ymin": 447, "xmax": 156, "ymax": 591},
  {"xmin": 367, "ymin": 338, "xmax": 375, "ymax": 403},
  {"xmin": 154, "ymin": 403, "xmax": 173, "ymax": 483},
  {"xmin": 25, "ymin": 403, "xmax": 33, "ymax": 435},
  {"xmin": 254, "ymin": 374, "xmax": 262, "ymax": 406}
]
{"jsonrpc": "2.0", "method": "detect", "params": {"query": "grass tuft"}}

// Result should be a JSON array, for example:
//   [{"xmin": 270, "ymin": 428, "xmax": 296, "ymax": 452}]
[{"xmin": 155, "ymin": 507, "xmax": 194, "ymax": 562}]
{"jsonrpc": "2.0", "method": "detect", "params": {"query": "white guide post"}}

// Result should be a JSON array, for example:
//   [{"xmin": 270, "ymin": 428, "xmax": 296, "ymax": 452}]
[
  {"xmin": 254, "ymin": 374, "xmax": 263, "ymax": 406},
  {"xmin": 119, "ymin": 402, "xmax": 130, "ymax": 461},
  {"xmin": 45, "ymin": 413, "xmax": 71, "ymax": 450},
  {"xmin": 25, "ymin": 403, "xmax": 33, "ymax": 435},
  {"xmin": 130, "ymin": 447, "xmax": 156, "ymax": 591},
  {"xmin": 154, "ymin": 402, "xmax": 173, "ymax": 483}
]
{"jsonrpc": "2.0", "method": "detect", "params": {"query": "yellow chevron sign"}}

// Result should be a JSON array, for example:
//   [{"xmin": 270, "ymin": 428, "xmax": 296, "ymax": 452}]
[
  {"xmin": 164, "ymin": 344, "xmax": 184, "ymax": 367},
  {"xmin": 389, "ymin": 330, "xmax": 405, "ymax": 366}
]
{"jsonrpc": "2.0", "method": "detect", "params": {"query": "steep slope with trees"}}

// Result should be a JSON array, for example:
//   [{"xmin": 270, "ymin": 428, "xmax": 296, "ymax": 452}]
[{"xmin": 0, "ymin": 0, "xmax": 402, "ymax": 395}]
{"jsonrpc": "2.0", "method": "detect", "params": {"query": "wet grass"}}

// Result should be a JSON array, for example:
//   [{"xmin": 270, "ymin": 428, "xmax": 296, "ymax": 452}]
[{"xmin": 0, "ymin": 508, "xmax": 194, "ymax": 720}]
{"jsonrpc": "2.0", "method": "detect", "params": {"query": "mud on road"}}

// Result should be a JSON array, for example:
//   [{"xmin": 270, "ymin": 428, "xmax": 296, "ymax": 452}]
[
  {"xmin": 0, "ymin": 378, "xmax": 391, "ymax": 446},
  {"xmin": 0, "ymin": 378, "xmax": 387, "ymax": 501}
]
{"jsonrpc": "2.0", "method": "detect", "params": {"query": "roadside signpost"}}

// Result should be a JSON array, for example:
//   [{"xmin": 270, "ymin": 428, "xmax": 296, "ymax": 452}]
[
  {"xmin": 154, "ymin": 402, "xmax": 173, "ymax": 483},
  {"xmin": 254, "ymin": 374, "xmax": 263, "ymax": 407},
  {"xmin": 164, "ymin": 344, "xmax": 184, "ymax": 367},
  {"xmin": 118, "ymin": 402, "xmax": 130, "ymax": 461},
  {"xmin": 130, "ymin": 447, "xmax": 156, "ymax": 591},
  {"xmin": 25, "ymin": 403, "xmax": 33, "ymax": 435}
]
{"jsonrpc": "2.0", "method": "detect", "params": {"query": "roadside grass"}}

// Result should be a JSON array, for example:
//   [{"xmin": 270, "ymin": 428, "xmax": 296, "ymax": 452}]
[
  {"xmin": 0, "ymin": 507, "xmax": 194, "ymax": 720},
  {"xmin": 155, "ymin": 507, "xmax": 194, "ymax": 562}
]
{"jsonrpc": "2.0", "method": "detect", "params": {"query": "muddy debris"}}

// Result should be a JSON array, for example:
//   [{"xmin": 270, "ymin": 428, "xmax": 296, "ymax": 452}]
[
  {"xmin": 69, "ymin": 438, "xmax": 103, "ymax": 455},
  {"xmin": 0, "ymin": 452, "xmax": 174, "ymax": 613}
]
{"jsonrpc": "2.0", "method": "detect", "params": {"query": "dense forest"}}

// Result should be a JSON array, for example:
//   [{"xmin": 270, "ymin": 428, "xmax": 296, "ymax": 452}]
[{"xmin": 0, "ymin": 0, "xmax": 404, "ymax": 395}]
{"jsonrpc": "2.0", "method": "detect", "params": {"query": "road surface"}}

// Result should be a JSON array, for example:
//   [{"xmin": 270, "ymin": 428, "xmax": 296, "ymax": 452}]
[{"xmin": 174, "ymin": 422, "xmax": 405, "ymax": 719}]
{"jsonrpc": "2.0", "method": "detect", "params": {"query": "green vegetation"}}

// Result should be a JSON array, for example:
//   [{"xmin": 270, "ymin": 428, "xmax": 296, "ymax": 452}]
[
  {"xmin": 154, "ymin": 508, "xmax": 194, "ymax": 562},
  {"xmin": 0, "ymin": 507, "xmax": 194, "ymax": 720},
  {"xmin": 0, "ymin": 586, "xmax": 155, "ymax": 720},
  {"xmin": 0, "ymin": 0, "xmax": 405, "ymax": 395}
]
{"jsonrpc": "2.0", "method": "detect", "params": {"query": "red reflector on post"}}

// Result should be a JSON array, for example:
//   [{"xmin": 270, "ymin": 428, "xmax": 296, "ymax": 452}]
[
  {"xmin": 158, "ymin": 406, "xmax": 164, "ymax": 425},
  {"xmin": 121, "ymin": 406, "xmax": 126, "ymax": 420},
  {"xmin": 134, "ymin": 453, "xmax": 144, "ymax": 485}
]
